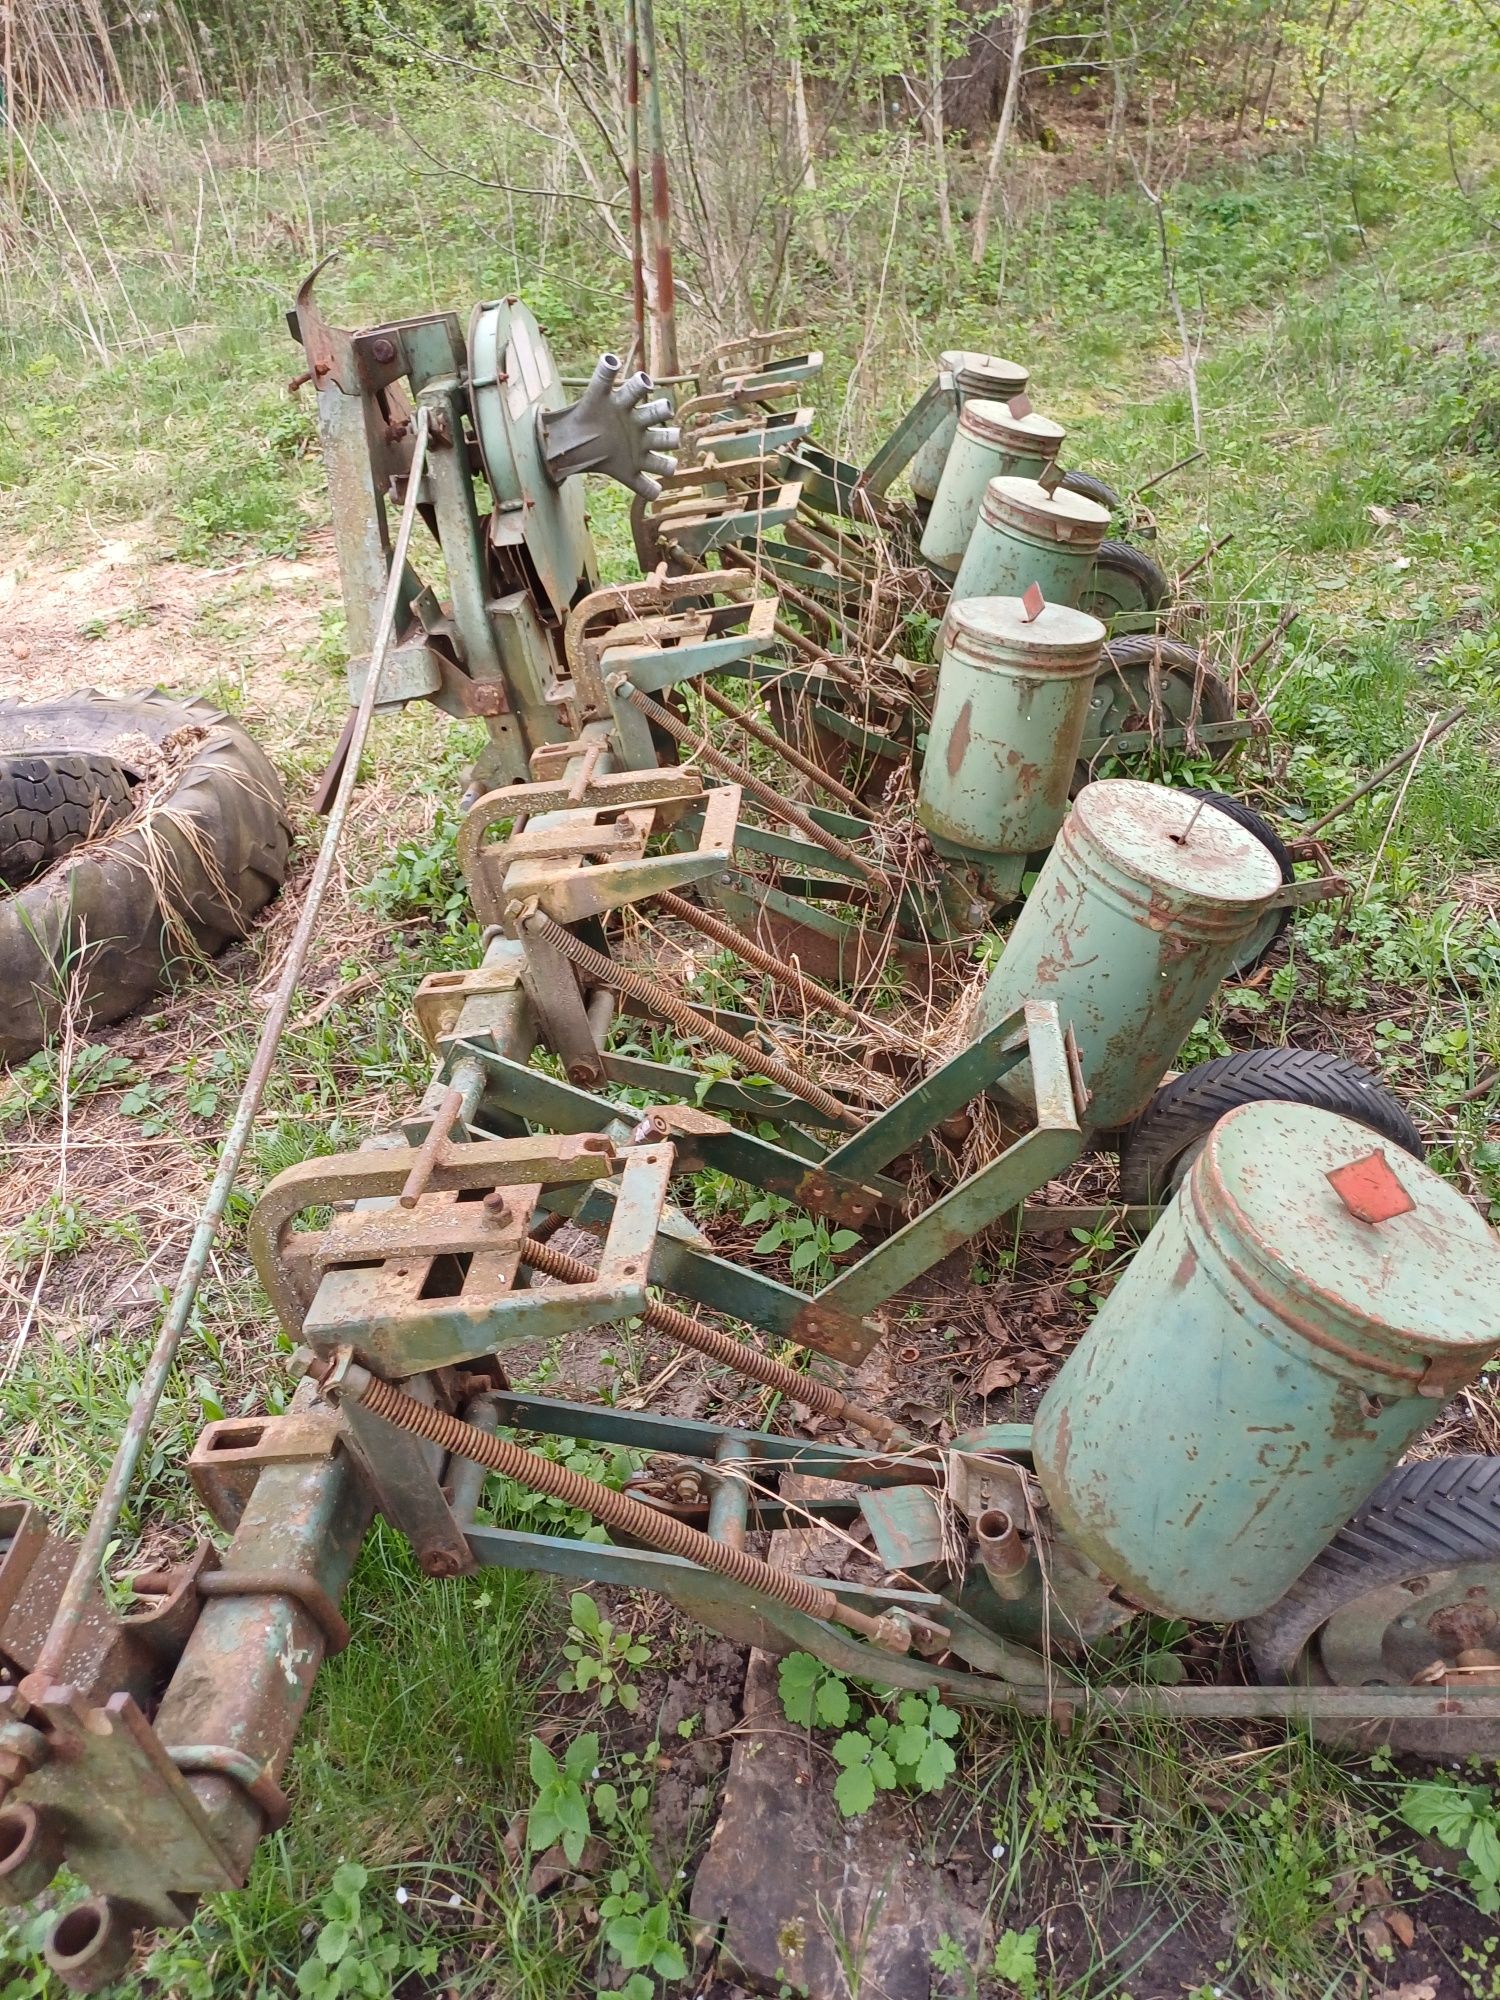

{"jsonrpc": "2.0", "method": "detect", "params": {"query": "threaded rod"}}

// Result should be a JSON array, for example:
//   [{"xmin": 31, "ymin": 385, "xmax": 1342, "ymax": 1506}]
[{"xmin": 341, "ymin": 1369, "xmax": 905, "ymax": 1647}]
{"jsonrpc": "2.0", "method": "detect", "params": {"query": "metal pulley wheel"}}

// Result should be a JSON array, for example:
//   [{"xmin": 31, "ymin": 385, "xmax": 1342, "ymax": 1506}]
[
  {"xmin": 1244, "ymin": 1456, "xmax": 1500, "ymax": 1756},
  {"xmin": 1080, "ymin": 538, "xmax": 1170, "ymax": 631},
  {"xmin": 1076, "ymin": 634, "xmax": 1235, "ymax": 789}
]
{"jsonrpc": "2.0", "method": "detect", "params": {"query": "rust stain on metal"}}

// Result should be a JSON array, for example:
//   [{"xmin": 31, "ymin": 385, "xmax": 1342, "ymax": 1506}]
[{"xmin": 946, "ymin": 699, "xmax": 972, "ymax": 778}]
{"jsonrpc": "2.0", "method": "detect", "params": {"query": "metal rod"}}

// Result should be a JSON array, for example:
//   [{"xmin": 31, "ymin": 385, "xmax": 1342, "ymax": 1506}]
[
  {"xmin": 1175, "ymin": 532, "xmax": 1234, "ymax": 584},
  {"xmin": 621, "ymin": 681, "xmax": 893, "ymax": 901},
  {"xmin": 522, "ymin": 907, "xmax": 865, "ymax": 1129},
  {"xmin": 1301, "ymin": 705, "xmax": 1467, "ymax": 837},
  {"xmin": 34, "ymin": 412, "xmax": 434, "ymax": 1681},
  {"xmin": 518, "ymin": 1230, "xmax": 911, "ymax": 1446},
  {"xmin": 399, "ymin": 1084, "xmax": 465, "ymax": 1207},
  {"xmin": 651, "ymin": 890, "xmax": 911, "ymax": 1047},
  {"xmin": 1237, "ymin": 603, "xmax": 1298, "ymax": 680}
]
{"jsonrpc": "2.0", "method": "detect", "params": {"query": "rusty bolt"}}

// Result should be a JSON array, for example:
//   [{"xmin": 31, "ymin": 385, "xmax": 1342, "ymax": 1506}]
[
  {"xmin": 423, "ymin": 1550, "xmax": 463, "ymax": 1578},
  {"xmin": 369, "ymin": 336, "xmax": 397, "ymax": 364},
  {"xmin": 481, "ymin": 1190, "xmax": 510, "ymax": 1222}
]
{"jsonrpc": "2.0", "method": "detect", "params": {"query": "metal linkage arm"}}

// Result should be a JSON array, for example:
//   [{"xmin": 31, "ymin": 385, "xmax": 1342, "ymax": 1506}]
[{"xmin": 810, "ymin": 1003, "xmax": 1086, "ymax": 1319}]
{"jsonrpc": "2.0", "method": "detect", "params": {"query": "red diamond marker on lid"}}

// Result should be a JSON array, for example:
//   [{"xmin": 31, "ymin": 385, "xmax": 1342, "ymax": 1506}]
[
  {"xmin": 1326, "ymin": 1149, "xmax": 1416, "ymax": 1225},
  {"xmin": 1020, "ymin": 581, "xmax": 1045, "ymax": 622}
]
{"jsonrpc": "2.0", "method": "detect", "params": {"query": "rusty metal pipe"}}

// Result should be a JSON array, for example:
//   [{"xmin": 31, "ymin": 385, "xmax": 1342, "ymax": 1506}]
[
  {"xmin": 447, "ymin": 1395, "xmax": 501, "ymax": 1526},
  {"xmin": 0, "ymin": 1801, "xmax": 62, "ymax": 1905},
  {"xmin": 148, "ymin": 1399, "xmax": 373, "ymax": 1881},
  {"xmin": 43, "ymin": 1894, "xmax": 135, "ymax": 1992},
  {"xmin": 637, "ymin": 0, "xmax": 678, "ymax": 377},
  {"xmin": 625, "ymin": 0, "xmax": 646, "ymax": 369},
  {"xmin": 973, "ymin": 1508, "xmax": 1032, "ymax": 1600},
  {"xmin": 32, "ymin": 412, "xmax": 433, "ymax": 1685}
]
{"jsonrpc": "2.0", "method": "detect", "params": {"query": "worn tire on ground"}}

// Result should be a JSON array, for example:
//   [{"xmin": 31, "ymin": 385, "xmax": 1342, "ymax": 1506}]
[
  {"xmin": 0, "ymin": 751, "xmax": 137, "ymax": 888},
  {"xmin": 0, "ymin": 691, "xmax": 291, "ymax": 1065}
]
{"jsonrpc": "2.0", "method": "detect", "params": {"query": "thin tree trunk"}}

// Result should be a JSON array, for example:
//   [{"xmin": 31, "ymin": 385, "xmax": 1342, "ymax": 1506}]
[
  {"xmin": 789, "ymin": 30, "xmax": 829, "ymax": 259},
  {"xmin": 970, "ymin": 0, "xmax": 1032, "ymax": 265},
  {"xmin": 929, "ymin": 0, "xmax": 954, "ymax": 254}
]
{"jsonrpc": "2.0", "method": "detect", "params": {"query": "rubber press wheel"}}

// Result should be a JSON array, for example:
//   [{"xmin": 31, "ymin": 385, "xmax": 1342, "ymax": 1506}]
[
  {"xmin": 1116, "ymin": 1047, "xmax": 1424, "ymax": 1204},
  {"xmin": 1243, "ymin": 1457, "xmax": 1500, "ymax": 1757},
  {"xmin": 1077, "ymin": 635, "xmax": 1235, "ymax": 789},
  {"xmin": 1058, "ymin": 469, "xmax": 1122, "ymax": 515},
  {"xmin": 1184, "ymin": 788, "xmax": 1295, "ymax": 977},
  {"xmin": 0, "ymin": 690, "xmax": 291, "ymax": 1064},
  {"xmin": 1080, "ymin": 538, "xmax": 1170, "ymax": 631}
]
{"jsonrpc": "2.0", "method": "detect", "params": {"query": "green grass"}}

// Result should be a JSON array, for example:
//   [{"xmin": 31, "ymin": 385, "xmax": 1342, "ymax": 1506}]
[{"xmin": 1, "ymin": 67, "xmax": 1499, "ymax": 2000}]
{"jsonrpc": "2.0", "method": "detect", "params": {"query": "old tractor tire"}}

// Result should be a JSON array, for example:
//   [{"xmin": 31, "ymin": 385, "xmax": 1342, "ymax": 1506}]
[
  {"xmin": 0, "ymin": 691, "xmax": 291, "ymax": 1065},
  {"xmin": 1116, "ymin": 1047, "xmax": 1423, "ymax": 1204},
  {"xmin": 0, "ymin": 752, "xmax": 136, "ymax": 889},
  {"xmin": 1243, "ymin": 1456, "xmax": 1500, "ymax": 1757},
  {"xmin": 1185, "ymin": 788, "xmax": 1294, "ymax": 976}
]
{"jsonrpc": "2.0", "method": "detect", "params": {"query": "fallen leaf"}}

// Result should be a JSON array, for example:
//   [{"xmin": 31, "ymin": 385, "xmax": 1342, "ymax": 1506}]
[
  {"xmin": 1360, "ymin": 1912, "xmax": 1393, "ymax": 1955},
  {"xmin": 980, "ymin": 1302, "xmax": 1008, "ymax": 1343},
  {"xmin": 1371, "ymin": 1982, "xmax": 1437, "ymax": 2000},
  {"xmin": 1387, "ymin": 1910, "xmax": 1416, "ymax": 1948},
  {"xmin": 974, "ymin": 1358, "xmax": 1021, "ymax": 1397}
]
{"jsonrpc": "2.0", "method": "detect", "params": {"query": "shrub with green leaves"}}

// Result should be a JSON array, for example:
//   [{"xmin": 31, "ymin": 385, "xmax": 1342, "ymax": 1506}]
[
  {"xmin": 743, "ymin": 1195, "xmax": 861, "ymax": 1285},
  {"xmin": 525, "ymin": 1729, "xmax": 599, "ymax": 1866},
  {"xmin": 598, "ymin": 1873, "xmax": 689, "ymax": 1987},
  {"xmin": 1401, "ymin": 1775, "xmax": 1500, "ymax": 1912},
  {"xmin": 778, "ymin": 1656, "xmax": 961, "ymax": 1819},
  {"xmin": 558, "ymin": 1589, "xmax": 652, "ymax": 1712},
  {"xmin": 294, "ymin": 1862, "xmax": 437, "ymax": 1998}
]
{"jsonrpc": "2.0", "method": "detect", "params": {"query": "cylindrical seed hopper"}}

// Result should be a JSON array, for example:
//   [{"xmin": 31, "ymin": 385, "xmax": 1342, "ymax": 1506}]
[
  {"xmin": 918, "ymin": 596, "xmax": 1105, "ymax": 903},
  {"xmin": 949, "ymin": 476, "xmax": 1111, "ymax": 612},
  {"xmin": 1033, "ymin": 1101, "xmax": 1500, "ymax": 1621},
  {"xmin": 920, "ymin": 400, "xmax": 1066, "ymax": 575},
  {"xmin": 976, "ymin": 779, "xmax": 1283, "ymax": 1131},
  {"xmin": 909, "ymin": 351, "xmax": 1030, "ymax": 506}
]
